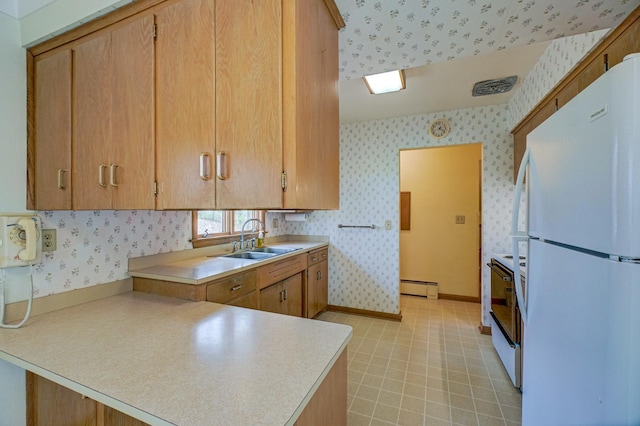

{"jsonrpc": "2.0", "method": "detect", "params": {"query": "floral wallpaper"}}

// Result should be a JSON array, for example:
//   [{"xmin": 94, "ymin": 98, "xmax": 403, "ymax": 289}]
[
  {"xmin": 27, "ymin": 211, "xmax": 192, "ymax": 297},
  {"xmin": 335, "ymin": 0, "xmax": 636, "ymax": 79},
  {"xmin": 285, "ymin": 105, "xmax": 514, "ymax": 317}
]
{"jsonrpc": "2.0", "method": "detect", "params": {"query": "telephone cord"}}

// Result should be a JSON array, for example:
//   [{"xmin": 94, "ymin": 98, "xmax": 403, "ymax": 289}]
[{"xmin": 0, "ymin": 263, "xmax": 35, "ymax": 329}]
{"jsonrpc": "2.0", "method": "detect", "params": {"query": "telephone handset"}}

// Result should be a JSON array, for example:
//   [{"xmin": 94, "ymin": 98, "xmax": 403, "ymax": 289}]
[{"xmin": 0, "ymin": 215, "xmax": 43, "ymax": 268}]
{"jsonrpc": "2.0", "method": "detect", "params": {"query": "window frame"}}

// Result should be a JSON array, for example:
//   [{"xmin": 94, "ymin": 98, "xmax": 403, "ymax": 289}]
[{"xmin": 191, "ymin": 210, "xmax": 265, "ymax": 248}]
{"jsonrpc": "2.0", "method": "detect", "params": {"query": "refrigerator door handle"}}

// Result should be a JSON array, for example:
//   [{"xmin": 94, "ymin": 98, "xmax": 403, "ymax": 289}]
[{"xmin": 512, "ymin": 147, "xmax": 530, "ymax": 323}]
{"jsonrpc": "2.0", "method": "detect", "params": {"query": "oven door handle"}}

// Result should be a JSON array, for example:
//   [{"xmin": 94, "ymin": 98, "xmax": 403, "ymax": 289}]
[{"xmin": 486, "ymin": 262, "xmax": 513, "ymax": 281}]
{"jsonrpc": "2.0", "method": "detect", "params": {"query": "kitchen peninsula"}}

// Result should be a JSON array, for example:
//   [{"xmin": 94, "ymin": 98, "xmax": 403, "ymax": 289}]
[{"xmin": 0, "ymin": 291, "xmax": 352, "ymax": 425}]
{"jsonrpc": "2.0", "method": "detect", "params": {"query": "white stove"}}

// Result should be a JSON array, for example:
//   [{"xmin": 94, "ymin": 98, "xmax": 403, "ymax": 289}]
[{"xmin": 493, "ymin": 253, "xmax": 527, "ymax": 277}]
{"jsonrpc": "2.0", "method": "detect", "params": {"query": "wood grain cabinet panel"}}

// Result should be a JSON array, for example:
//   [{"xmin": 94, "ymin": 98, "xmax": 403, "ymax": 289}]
[
  {"xmin": 155, "ymin": 0, "xmax": 216, "ymax": 210},
  {"xmin": 28, "ymin": 0, "xmax": 343, "ymax": 211},
  {"xmin": 259, "ymin": 272, "xmax": 303, "ymax": 317},
  {"xmin": 33, "ymin": 49, "xmax": 72, "ymax": 210},
  {"xmin": 283, "ymin": 0, "xmax": 341, "ymax": 210},
  {"xmin": 306, "ymin": 248, "xmax": 329, "ymax": 318},
  {"xmin": 72, "ymin": 14, "xmax": 155, "ymax": 210},
  {"xmin": 27, "ymin": 372, "xmax": 148, "ymax": 426}
]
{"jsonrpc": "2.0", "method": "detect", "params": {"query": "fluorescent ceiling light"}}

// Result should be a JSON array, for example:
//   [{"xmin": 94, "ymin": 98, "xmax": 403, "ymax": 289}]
[{"xmin": 363, "ymin": 70, "xmax": 406, "ymax": 94}]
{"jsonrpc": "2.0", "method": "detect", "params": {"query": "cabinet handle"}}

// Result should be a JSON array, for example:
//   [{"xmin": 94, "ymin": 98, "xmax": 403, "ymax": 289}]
[
  {"xmin": 284, "ymin": 289, "xmax": 288, "ymax": 301},
  {"xmin": 230, "ymin": 284, "xmax": 242, "ymax": 292},
  {"xmin": 199, "ymin": 152, "xmax": 211, "ymax": 181},
  {"xmin": 321, "ymin": 253, "xmax": 327, "ymax": 259},
  {"xmin": 98, "ymin": 164, "xmax": 108, "ymax": 188},
  {"xmin": 216, "ymin": 151, "xmax": 227, "ymax": 180},
  {"xmin": 57, "ymin": 169, "xmax": 68, "ymax": 190},
  {"xmin": 280, "ymin": 290, "xmax": 284, "ymax": 303},
  {"xmin": 317, "ymin": 271, "xmax": 321, "ymax": 280},
  {"xmin": 110, "ymin": 164, "xmax": 119, "ymax": 187}
]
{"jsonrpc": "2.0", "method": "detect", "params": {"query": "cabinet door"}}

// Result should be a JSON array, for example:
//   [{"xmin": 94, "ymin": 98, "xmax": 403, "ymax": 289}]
[
  {"xmin": 27, "ymin": 373, "xmax": 97, "ymax": 425},
  {"xmin": 110, "ymin": 14, "xmax": 155, "ymax": 210},
  {"xmin": 73, "ymin": 15, "xmax": 154, "ymax": 210},
  {"xmin": 259, "ymin": 282, "xmax": 283, "ymax": 314},
  {"xmin": 317, "ymin": 260, "xmax": 328, "ymax": 314},
  {"xmin": 215, "ymin": 0, "xmax": 283, "ymax": 209},
  {"xmin": 73, "ymin": 30, "xmax": 112, "ymax": 210},
  {"xmin": 307, "ymin": 261, "xmax": 328, "ymax": 318},
  {"xmin": 283, "ymin": 0, "xmax": 340, "ymax": 210},
  {"xmin": 155, "ymin": 0, "xmax": 216, "ymax": 209},
  {"xmin": 282, "ymin": 273, "xmax": 303, "ymax": 317},
  {"xmin": 34, "ymin": 49, "xmax": 72, "ymax": 210},
  {"xmin": 606, "ymin": 17, "xmax": 640, "ymax": 70}
]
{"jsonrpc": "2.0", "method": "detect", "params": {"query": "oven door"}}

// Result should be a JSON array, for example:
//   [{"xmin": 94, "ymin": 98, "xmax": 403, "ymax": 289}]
[{"xmin": 488, "ymin": 259, "xmax": 518, "ymax": 343}]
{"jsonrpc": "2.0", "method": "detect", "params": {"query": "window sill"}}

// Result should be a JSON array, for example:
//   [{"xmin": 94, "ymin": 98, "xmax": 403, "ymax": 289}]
[{"xmin": 191, "ymin": 232, "xmax": 259, "ymax": 249}]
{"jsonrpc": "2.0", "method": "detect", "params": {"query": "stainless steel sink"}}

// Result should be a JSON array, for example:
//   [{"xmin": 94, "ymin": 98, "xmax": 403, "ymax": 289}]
[
  {"xmin": 223, "ymin": 252, "xmax": 277, "ymax": 260},
  {"xmin": 250, "ymin": 247, "xmax": 301, "ymax": 255}
]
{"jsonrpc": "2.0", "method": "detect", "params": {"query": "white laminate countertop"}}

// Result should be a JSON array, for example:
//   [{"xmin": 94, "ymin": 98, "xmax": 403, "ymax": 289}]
[
  {"xmin": 0, "ymin": 292, "xmax": 352, "ymax": 426},
  {"xmin": 128, "ymin": 241, "xmax": 328, "ymax": 285}
]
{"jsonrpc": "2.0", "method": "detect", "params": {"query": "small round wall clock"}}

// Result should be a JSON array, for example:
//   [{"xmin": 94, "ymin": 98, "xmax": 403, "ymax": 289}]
[{"xmin": 429, "ymin": 118, "xmax": 450, "ymax": 139}]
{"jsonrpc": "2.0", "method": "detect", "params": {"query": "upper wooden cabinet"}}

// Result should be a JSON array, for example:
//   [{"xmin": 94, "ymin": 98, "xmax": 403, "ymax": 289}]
[
  {"xmin": 72, "ymin": 14, "xmax": 155, "ymax": 210},
  {"xmin": 28, "ymin": 0, "xmax": 343, "ymax": 211},
  {"xmin": 512, "ymin": 6, "xmax": 640, "ymax": 182},
  {"xmin": 154, "ymin": 0, "xmax": 216, "ymax": 210},
  {"xmin": 33, "ymin": 49, "xmax": 72, "ymax": 210},
  {"xmin": 282, "ymin": 0, "xmax": 341, "ymax": 210}
]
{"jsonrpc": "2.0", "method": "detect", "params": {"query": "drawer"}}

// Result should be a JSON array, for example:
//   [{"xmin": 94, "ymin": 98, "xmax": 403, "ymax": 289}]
[
  {"xmin": 257, "ymin": 253, "xmax": 307, "ymax": 289},
  {"xmin": 207, "ymin": 270, "xmax": 257, "ymax": 304},
  {"xmin": 307, "ymin": 248, "xmax": 328, "ymax": 266}
]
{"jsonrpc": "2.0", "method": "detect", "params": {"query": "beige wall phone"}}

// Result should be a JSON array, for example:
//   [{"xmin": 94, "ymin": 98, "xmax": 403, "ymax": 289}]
[{"xmin": 0, "ymin": 215, "xmax": 42, "ymax": 328}]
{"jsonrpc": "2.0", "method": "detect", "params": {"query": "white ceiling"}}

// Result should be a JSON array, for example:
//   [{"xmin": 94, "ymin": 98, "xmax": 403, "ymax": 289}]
[
  {"xmin": 0, "ymin": 0, "xmax": 55, "ymax": 19},
  {"xmin": 336, "ymin": 0, "xmax": 638, "ymax": 122}
]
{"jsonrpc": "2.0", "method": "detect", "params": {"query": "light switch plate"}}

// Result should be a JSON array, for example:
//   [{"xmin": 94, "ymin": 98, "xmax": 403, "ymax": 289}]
[{"xmin": 455, "ymin": 215, "xmax": 466, "ymax": 224}]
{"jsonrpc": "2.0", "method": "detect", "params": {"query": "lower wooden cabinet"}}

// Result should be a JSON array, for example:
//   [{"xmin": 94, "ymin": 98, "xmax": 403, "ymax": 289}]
[
  {"xmin": 26, "ymin": 372, "xmax": 147, "ymax": 426},
  {"xmin": 259, "ymin": 272, "xmax": 303, "ymax": 317},
  {"xmin": 306, "ymin": 248, "xmax": 329, "ymax": 318}
]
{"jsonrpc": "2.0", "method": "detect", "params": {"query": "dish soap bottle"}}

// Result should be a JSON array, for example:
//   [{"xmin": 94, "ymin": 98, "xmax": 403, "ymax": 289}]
[{"xmin": 257, "ymin": 230, "xmax": 265, "ymax": 248}]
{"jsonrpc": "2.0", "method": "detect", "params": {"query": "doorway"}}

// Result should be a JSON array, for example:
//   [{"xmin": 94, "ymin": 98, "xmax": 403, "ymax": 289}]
[{"xmin": 399, "ymin": 143, "xmax": 482, "ymax": 301}]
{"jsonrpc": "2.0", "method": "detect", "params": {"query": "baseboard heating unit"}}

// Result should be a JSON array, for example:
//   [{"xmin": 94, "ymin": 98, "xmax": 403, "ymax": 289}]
[{"xmin": 400, "ymin": 280, "xmax": 438, "ymax": 299}]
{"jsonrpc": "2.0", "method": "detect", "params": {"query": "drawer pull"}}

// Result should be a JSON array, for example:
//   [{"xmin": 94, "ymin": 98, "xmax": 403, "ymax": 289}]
[
  {"xmin": 230, "ymin": 284, "xmax": 243, "ymax": 292},
  {"xmin": 310, "ymin": 256, "xmax": 318, "ymax": 262},
  {"xmin": 321, "ymin": 253, "xmax": 327, "ymax": 259}
]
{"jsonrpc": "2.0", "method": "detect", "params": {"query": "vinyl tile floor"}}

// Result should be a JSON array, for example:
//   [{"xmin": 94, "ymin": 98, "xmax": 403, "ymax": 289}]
[{"xmin": 316, "ymin": 295, "xmax": 522, "ymax": 426}]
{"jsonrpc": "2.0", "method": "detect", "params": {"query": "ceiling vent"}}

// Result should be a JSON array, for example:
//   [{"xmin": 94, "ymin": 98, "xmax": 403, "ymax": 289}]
[{"xmin": 472, "ymin": 76, "xmax": 518, "ymax": 97}]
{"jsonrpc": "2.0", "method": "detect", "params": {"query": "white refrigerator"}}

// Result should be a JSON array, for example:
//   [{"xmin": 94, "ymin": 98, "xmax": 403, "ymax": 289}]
[{"xmin": 512, "ymin": 53, "xmax": 640, "ymax": 425}]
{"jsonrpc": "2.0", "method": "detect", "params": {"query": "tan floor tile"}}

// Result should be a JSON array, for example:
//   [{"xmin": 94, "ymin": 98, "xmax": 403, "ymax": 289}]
[
  {"xmin": 373, "ymin": 402, "xmax": 400, "ymax": 424},
  {"xmin": 382, "ymin": 377, "xmax": 405, "ymax": 394},
  {"xmin": 325, "ymin": 296, "xmax": 521, "ymax": 425},
  {"xmin": 386, "ymin": 367, "xmax": 407, "ymax": 382},
  {"xmin": 471, "ymin": 385, "xmax": 498, "ymax": 403},
  {"xmin": 448, "ymin": 381, "xmax": 473, "ymax": 397},
  {"xmin": 451, "ymin": 407, "xmax": 479, "ymax": 425},
  {"xmin": 474, "ymin": 399, "xmax": 503, "ymax": 418},
  {"xmin": 357, "ymin": 384, "xmax": 382, "ymax": 402},
  {"xmin": 500, "ymin": 404, "xmax": 522, "ymax": 423},
  {"xmin": 362, "ymin": 373, "xmax": 385, "ymax": 388},
  {"xmin": 449, "ymin": 393, "xmax": 475, "ymax": 411},
  {"xmin": 426, "ymin": 388, "xmax": 449, "ymax": 405},
  {"xmin": 401, "ymin": 395, "xmax": 426, "ymax": 415},
  {"xmin": 477, "ymin": 413, "xmax": 508, "ymax": 426},
  {"xmin": 378, "ymin": 389, "xmax": 403, "ymax": 407},
  {"xmin": 425, "ymin": 401, "xmax": 451, "ymax": 421},
  {"xmin": 350, "ymin": 396, "xmax": 376, "ymax": 417},
  {"xmin": 399, "ymin": 408, "xmax": 425, "ymax": 426},
  {"xmin": 347, "ymin": 411, "xmax": 372, "ymax": 426},
  {"xmin": 425, "ymin": 415, "xmax": 454, "ymax": 426},
  {"xmin": 403, "ymin": 382, "xmax": 427, "ymax": 399}
]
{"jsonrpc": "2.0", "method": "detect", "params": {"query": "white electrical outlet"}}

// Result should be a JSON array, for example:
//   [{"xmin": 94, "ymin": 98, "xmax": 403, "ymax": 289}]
[
  {"xmin": 272, "ymin": 218, "xmax": 279, "ymax": 229},
  {"xmin": 385, "ymin": 220, "xmax": 392, "ymax": 230},
  {"xmin": 455, "ymin": 215, "xmax": 466, "ymax": 224}
]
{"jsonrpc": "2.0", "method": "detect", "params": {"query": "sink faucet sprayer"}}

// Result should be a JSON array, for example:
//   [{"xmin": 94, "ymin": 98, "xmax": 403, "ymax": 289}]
[{"xmin": 239, "ymin": 218, "xmax": 265, "ymax": 250}]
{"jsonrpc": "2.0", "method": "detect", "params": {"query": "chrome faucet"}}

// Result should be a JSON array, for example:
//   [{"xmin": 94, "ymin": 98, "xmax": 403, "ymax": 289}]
[{"xmin": 240, "ymin": 218, "xmax": 265, "ymax": 250}]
